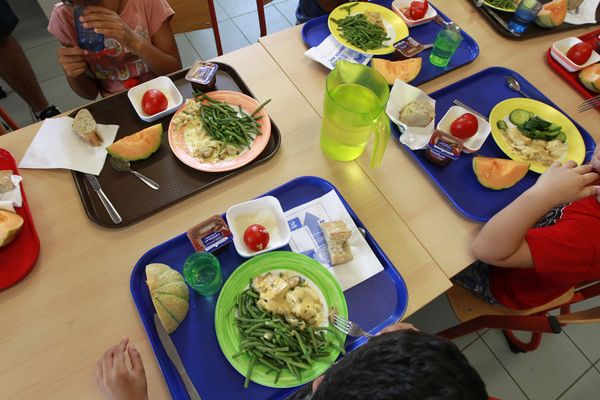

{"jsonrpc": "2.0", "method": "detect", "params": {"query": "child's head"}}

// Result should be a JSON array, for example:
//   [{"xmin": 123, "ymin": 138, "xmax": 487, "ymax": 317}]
[{"xmin": 311, "ymin": 329, "xmax": 488, "ymax": 400}]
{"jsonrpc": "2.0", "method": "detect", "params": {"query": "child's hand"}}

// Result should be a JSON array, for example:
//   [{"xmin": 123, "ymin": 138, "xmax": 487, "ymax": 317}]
[
  {"xmin": 57, "ymin": 45, "xmax": 87, "ymax": 78},
  {"xmin": 531, "ymin": 160, "xmax": 599, "ymax": 206},
  {"xmin": 591, "ymin": 146, "xmax": 600, "ymax": 174},
  {"xmin": 95, "ymin": 338, "xmax": 149, "ymax": 400},
  {"xmin": 80, "ymin": 6, "xmax": 141, "ymax": 50}
]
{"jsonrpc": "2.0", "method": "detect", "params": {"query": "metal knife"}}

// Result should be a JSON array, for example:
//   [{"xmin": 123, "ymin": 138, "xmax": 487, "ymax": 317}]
[
  {"xmin": 84, "ymin": 173, "xmax": 122, "ymax": 224},
  {"xmin": 432, "ymin": 14, "xmax": 449, "ymax": 27},
  {"xmin": 153, "ymin": 314, "xmax": 202, "ymax": 400},
  {"xmin": 453, "ymin": 100, "xmax": 489, "ymax": 122}
]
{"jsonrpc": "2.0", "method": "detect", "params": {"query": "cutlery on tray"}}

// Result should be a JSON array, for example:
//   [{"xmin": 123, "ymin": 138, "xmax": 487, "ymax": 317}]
[
  {"xmin": 506, "ymin": 76, "xmax": 530, "ymax": 98},
  {"xmin": 452, "ymin": 99, "xmax": 489, "ymax": 122},
  {"xmin": 110, "ymin": 157, "xmax": 160, "ymax": 190},
  {"xmin": 577, "ymin": 95, "xmax": 600, "ymax": 112},
  {"xmin": 84, "ymin": 173, "xmax": 122, "ymax": 224},
  {"xmin": 154, "ymin": 314, "xmax": 202, "ymax": 400},
  {"xmin": 330, "ymin": 313, "xmax": 373, "ymax": 338}
]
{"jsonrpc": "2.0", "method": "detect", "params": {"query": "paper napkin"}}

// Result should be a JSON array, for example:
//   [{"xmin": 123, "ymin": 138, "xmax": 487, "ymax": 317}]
[
  {"xmin": 19, "ymin": 117, "xmax": 119, "ymax": 176},
  {"xmin": 305, "ymin": 34, "xmax": 373, "ymax": 70},
  {"xmin": 0, "ymin": 174, "xmax": 23, "ymax": 212},
  {"xmin": 565, "ymin": 0, "xmax": 600, "ymax": 25}
]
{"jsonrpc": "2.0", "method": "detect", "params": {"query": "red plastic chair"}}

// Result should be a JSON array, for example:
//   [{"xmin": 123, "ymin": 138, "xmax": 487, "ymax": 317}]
[
  {"xmin": 0, "ymin": 106, "xmax": 19, "ymax": 135},
  {"xmin": 437, "ymin": 282, "xmax": 600, "ymax": 352}
]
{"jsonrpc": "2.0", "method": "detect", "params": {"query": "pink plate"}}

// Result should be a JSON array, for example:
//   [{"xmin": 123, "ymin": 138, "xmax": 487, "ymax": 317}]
[{"xmin": 168, "ymin": 91, "xmax": 271, "ymax": 172}]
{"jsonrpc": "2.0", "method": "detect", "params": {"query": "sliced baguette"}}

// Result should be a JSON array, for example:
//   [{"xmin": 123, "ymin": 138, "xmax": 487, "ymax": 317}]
[
  {"xmin": 0, "ymin": 170, "xmax": 13, "ymax": 194},
  {"xmin": 321, "ymin": 220, "xmax": 353, "ymax": 265},
  {"xmin": 72, "ymin": 108, "xmax": 103, "ymax": 146}
]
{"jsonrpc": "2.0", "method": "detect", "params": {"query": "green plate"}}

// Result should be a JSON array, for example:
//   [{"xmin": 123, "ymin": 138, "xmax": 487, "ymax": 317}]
[{"xmin": 214, "ymin": 251, "xmax": 348, "ymax": 388}]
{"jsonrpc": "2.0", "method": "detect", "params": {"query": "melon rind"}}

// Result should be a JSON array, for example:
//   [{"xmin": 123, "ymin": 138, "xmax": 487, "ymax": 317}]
[
  {"xmin": 106, "ymin": 124, "xmax": 163, "ymax": 161},
  {"xmin": 473, "ymin": 157, "xmax": 529, "ymax": 190},
  {"xmin": 534, "ymin": 0, "xmax": 567, "ymax": 28},
  {"xmin": 371, "ymin": 58, "xmax": 422, "ymax": 85},
  {"xmin": 579, "ymin": 64, "xmax": 600, "ymax": 93}
]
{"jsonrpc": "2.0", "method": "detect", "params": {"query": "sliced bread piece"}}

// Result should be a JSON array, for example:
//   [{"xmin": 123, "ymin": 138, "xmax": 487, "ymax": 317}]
[
  {"xmin": 0, "ymin": 170, "xmax": 14, "ymax": 194},
  {"xmin": 321, "ymin": 220, "xmax": 353, "ymax": 265},
  {"xmin": 72, "ymin": 108, "xmax": 103, "ymax": 146}
]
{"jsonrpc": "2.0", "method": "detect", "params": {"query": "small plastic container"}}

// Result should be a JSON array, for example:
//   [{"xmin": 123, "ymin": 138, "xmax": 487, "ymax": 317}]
[
  {"xmin": 392, "ymin": 0, "xmax": 437, "ymax": 27},
  {"xmin": 425, "ymin": 129, "xmax": 464, "ymax": 166},
  {"xmin": 183, "ymin": 252, "xmax": 222, "ymax": 296},
  {"xmin": 127, "ymin": 76, "xmax": 183, "ymax": 123},
  {"xmin": 226, "ymin": 196, "xmax": 291, "ymax": 258},
  {"xmin": 550, "ymin": 37, "xmax": 600, "ymax": 72},
  {"xmin": 186, "ymin": 60, "xmax": 218, "ymax": 93},
  {"xmin": 437, "ymin": 106, "xmax": 491, "ymax": 153}
]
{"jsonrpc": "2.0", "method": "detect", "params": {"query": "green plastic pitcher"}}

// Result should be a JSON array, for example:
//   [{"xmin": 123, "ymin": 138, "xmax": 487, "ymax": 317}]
[{"xmin": 320, "ymin": 61, "xmax": 391, "ymax": 167}]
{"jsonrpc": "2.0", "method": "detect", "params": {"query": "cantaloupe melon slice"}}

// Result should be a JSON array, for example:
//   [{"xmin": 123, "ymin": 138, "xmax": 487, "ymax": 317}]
[
  {"xmin": 579, "ymin": 64, "xmax": 600, "ymax": 93},
  {"xmin": 106, "ymin": 124, "xmax": 163, "ymax": 161},
  {"xmin": 371, "ymin": 58, "xmax": 422, "ymax": 85},
  {"xmin": 535, "ymin": 0, "xmax": 567, "ymax": 28},
  {"xmin": 473, "ymin": 157, "xmax": 529, "ymax": 190},
  {"xmin": 0, "ymin": 210, "xmax": 24, "ymax": 248}
]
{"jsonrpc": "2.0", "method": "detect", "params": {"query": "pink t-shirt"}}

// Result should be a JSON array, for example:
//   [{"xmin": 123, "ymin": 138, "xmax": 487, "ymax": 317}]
[{"xmin": 48, "ymin": 0, "xmax": 174, "ymax": 96}]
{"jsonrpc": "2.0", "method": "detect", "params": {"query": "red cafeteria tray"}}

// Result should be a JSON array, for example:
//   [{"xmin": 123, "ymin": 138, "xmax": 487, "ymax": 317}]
[
  {"xmin": 546, "ymin": 29, "xmax": 600, "ymax": 112},
  {"xmin": 0, "ymin": 149, "xmax": 40, "ymax": 290}
]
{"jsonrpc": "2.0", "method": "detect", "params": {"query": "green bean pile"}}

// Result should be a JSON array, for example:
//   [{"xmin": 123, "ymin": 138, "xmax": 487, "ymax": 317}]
[
  {"xmin": 485, "ymin": 0, "xmax": 518, "ymax": 10},
  {"xmin": 194, "ymin": 93, "xmax": 270, "ymax": 148},
  {"xmin": 233, "ymin": 286, "xmax": 345, "ymax": 388},
  {"xmin": 331, "ymin": 4, "xmax": 390, "ymax": 51}
]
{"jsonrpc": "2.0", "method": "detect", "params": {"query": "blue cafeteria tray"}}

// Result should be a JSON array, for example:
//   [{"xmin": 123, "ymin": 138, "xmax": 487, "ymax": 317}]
[
  {"xmin": 396, "ymin": 66, "xmax": 596, "ymax": 222},
  {"xmin": 301, "ymin": 0, "xmax": 479, "ymax": 86},
  {"xmin": 130, "ymin": 176, "xmax": 409, "ymax": 400}
]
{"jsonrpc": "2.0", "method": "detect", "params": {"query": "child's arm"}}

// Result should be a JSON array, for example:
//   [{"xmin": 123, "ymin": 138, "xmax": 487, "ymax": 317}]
[
  {"xmin": 57, "ymin": 45, "xmax": 100, "ymax": 100},
  {"xmin": 471, "ymin": 161, "xmax": 599, "ymax": 269},
  {"xmin": 80, "ymin": 6, "xmax": 181, "ymax": 75}
]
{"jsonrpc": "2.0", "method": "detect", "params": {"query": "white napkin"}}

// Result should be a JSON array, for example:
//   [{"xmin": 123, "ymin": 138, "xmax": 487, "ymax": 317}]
[
  {"xmin": 304, "ymin": 34, "xmax": 373, "ymax": 70},
  {"xmin": 565, "ymin": 0, "xmax": 600, "ymax": 24},
  {"xmin": 386, "ymin": 79, "xmax": 435, "ymax": 150},
  {"xmin": 19, "ymin": 117, "xmax": 119, "ymax": 176},
  {"xmin": 0, "ymin": 174, "xmax": 23, "ymax": 212}
]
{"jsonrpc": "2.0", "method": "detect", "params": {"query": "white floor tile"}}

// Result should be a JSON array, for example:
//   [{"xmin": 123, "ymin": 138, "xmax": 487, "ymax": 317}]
[
  {"xmin": 175, "ymin": 34, "xmax": 200, "ymax": 69},
  {"xmin": 0, "ymin": 91, "xmax": 35, "ymax": 128},
  {"xmin": 482, "ymin": 329, "xmax": 592, "ymax": 400},
  {"xmin": 404, "ymin": 294, "xmax": 479, "ymax": 350},
  {"xmin": 558, "ymin": 367, "xmax": 600, "ymax": 400},
  {"xmin": 275, "ymin": 0, "xmax": 299, "ymax": 25},
  {"xmin": 562, "ymin": 295, "xmax": 600, "ymax": 364},
  {"xmin": 233, "ymin": 6, "xmax": 292, "ymax": 44},
  {"xmin": 462, "ymin": 340, "xmax": 528, "ymax": 400},
  {"xmin": 7, "ymin": 0, "xmax": 43, "ymax": 20},
  {"xmin": 186, "ymin": 21, "xmax": 250, "ymax": 60},
  {"xmin": 215, "ymin": 0, "xmax": 263, "ymax": 18},
  {"xmin": 12, "ymin": 13, "xmax": 55, "ymax": 50},
  {"xmin": 38, "ymin": 75, "xmax": 91, "ymax": 114},
  {"xmin": 24, "ymin": 40, "xmax": 63, "ymax": 82}
]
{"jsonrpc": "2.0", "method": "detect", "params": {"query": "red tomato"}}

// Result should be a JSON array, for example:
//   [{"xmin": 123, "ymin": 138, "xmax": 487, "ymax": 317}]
[
  {"xmin": 409, "ymin": 0, "xmax": 428, "ymax": 20},
  {"xmin": 450, "ymin": 113, "xmax": 478, "ymax": 139},
  {"xmin": 243, "ymin": 224, "xmax": 270, "ymax": 251},
  {"xmin": 582, "ymin": 35, "xmax": 600, "ymax": 52},
  {"xmin": 566, "ymin": 42, "xmax": 593, "ymax": 65},
  {"xmin": 141, "ymin": 89, "xmax": 168, "ymax": 116}
]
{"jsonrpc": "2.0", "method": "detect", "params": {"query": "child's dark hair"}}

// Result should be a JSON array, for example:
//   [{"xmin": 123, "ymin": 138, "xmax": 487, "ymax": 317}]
[{"xmin": 312, "ymin": 329, "xmax": 487, "ymax": 400}]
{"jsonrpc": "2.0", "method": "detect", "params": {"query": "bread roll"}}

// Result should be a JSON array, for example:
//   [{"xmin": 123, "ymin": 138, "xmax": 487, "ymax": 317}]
[
  {"xmin": 72, "ymin": 108, "xmax": 103, "ymax": 146},
  {"xmin": 321, "ymin": 220, "xmax": 353, "ymax": 265},
  {"xmin": 146, "ymin": 263, "xmax": 189, "ymax": 333}
]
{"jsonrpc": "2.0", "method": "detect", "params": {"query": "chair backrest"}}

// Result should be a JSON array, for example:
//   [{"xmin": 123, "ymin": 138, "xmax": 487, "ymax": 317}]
[{"xmin": 167, "ymin": 0, "xmax": 213, "ymax": 34}]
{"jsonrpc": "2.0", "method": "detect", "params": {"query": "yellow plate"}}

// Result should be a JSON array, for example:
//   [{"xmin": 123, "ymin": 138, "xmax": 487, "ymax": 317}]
[
  {"xmin": 328, "ymin": 2, "xmax": 408, "ymax": 55},
  {"xmin": 483, "ymin": 0, "xmax": 517, "ymax": 13},
  {"xmin": 489, "ymin": 98, "xmax": 585, "ymax": 174}
]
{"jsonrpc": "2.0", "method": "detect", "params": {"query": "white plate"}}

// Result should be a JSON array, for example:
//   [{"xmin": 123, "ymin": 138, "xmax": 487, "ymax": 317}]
[
  {"xmin": 127, "ymin": 76, "xmax": 183, "ymax": 122},
  {"xmin": 550, "ymin": 37, "xmax": 600, "ymax": 73},
  {"xmin": 437, "ymin": 106, "xmax": 491, "ymax": 153},
  {"xmin": 391, "ymin": 0, "xmax": 438, "ymax": 27}
]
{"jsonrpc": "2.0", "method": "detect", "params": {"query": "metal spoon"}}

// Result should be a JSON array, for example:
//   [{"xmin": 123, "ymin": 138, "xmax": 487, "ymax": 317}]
[
  {"xmin": 506, "ymin": 76, "xmax": 529, "ymax": 98},
  {"xmin": 110, "ymin": 157, "xmax": 160, "ymax": 190}
]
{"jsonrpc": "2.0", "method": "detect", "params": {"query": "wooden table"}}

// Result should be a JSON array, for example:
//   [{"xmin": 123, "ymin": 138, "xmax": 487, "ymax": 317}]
[
  {"xmin": 259, "ymin": 3, "xmax": 599, "ymax": 278},
  {"xmin": 0, "ymin": 44, "xmax": 449, "ymax": 399}
]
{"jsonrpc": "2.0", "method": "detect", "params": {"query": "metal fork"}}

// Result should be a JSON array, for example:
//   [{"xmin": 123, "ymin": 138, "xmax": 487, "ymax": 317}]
[
  {"xmin": 330, "ymin": 313, "xmax": 373, "ymax": 338},
  {"xmin": 578, "ymin": 95, "xmax": 600, "ymax": 112}
]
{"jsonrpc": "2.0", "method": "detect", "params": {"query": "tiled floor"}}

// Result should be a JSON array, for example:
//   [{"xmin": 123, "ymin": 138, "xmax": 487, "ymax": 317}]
[{"xmin": 3, "ymin": 1, "xmax": 599, "ymax": 399}]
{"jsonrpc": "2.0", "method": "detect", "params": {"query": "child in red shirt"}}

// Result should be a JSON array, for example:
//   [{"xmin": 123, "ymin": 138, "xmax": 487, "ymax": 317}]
[{"xmin": 456, "ymin": 146, "xmax": 600, "ymax": 309}]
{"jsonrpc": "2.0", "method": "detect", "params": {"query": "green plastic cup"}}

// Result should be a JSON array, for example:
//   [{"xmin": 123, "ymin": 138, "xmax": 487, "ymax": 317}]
[{"xmin": 183, "ymin": 252, "xmax": 222, "ymax": 296}]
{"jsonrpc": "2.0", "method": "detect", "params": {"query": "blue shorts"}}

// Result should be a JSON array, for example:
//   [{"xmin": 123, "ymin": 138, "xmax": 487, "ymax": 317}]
[
  {"xmin": 453, "ymin": 261, "xmax": 498, "ymax": 305},
  {"xmin": 0, "ymin": 0, "xmax": 19, "ymax": 40},
  {"xmin": 296, "ymin": 0, "xmax": 327, "ymax": 24}
]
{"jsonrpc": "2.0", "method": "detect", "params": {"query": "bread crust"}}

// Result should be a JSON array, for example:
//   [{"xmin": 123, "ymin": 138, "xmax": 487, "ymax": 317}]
[
  {"xmin": 73, "ymin": 108, "xmax": 103, "ymax": 147},
  {"xmin": 321, "ymin": 220, "xmax": 353, "ymax": 265}
]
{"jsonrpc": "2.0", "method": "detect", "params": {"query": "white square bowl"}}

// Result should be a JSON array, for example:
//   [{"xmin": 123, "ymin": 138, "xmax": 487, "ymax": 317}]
[
  {"xmin": 392, "ymin": 0, "xmax": 437, "ymax": 27},
  {"xmin": 127, "ymin": 76, "xmax": 184, "ymax": 122},
  {"xmin": 550, "ymin": 37, "xmax": 600, "ymax": 73},
  {"xmin": 226, "ymin": 196, "xmax": 291, "ymax": 258},
  {"xmin": 437, "ymin": 105, "xmax": 491, "ymax": 153}
]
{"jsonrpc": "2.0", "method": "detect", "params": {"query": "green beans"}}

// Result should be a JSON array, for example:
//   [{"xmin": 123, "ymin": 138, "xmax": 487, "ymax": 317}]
[
  {"xmin": 235, "ymin": 287, "xmax": 345, "ymax": 388},
  {"xmin": 331, "ymin": 13, "xmax": 390, "ymax": 51},
  {"xmin": 193, "ymin": 93, "xmax": 270, "ymax": 149},
  {"xmin": 485, "ymin": 0, "xmax": 517, "ymax": 9}
]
